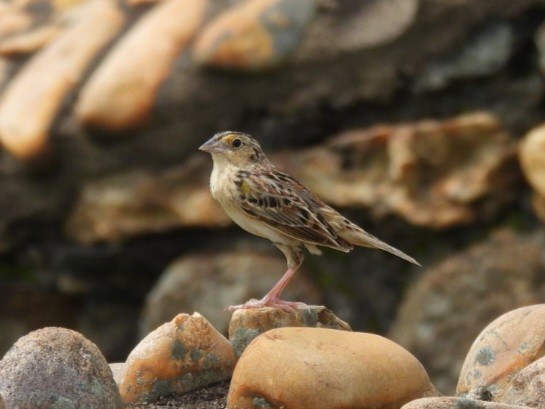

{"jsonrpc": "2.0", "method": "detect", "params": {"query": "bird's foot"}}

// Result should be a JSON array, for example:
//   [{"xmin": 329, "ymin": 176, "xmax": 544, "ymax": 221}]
[{"xmin": 225, "ymin": 297, "xmax": 308, "ymax": 313}]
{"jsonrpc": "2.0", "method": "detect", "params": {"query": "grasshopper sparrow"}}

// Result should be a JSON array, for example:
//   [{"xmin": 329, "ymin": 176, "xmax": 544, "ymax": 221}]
[{"xmin": 199, "ymin": 131, "xmax": 420, "ymax": 312}]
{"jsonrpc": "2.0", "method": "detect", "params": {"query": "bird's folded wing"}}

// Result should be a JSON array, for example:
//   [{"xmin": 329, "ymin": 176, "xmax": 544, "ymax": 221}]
[{"xmin": 237, "ymin": 170, "xmax": 352, "ymax": 251}]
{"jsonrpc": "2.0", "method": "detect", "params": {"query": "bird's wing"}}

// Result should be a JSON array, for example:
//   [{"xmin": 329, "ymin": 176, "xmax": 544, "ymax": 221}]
[{"xmin": 236, "ymin": 169, "xmax": 352, "ymax": 251}]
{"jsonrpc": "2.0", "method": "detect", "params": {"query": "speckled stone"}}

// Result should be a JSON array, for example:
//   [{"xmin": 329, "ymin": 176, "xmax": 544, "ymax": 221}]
[
  {"xmin": 402, "ymin": 397, "xmax": 530, "ymax": 409},
  {"xmin": 120, "ymin": 312, "xmax": 236, "ymax": 404},
  {"xmin": 0, "ymin": 327, "xmax": 121, "ymax": 409},
  {"xmin": 500, "ymin": 356, "xmax": 545, "ymax": 407},
  {"xmin": 457, "ymin": 304, "xmax": 545, "ymax": 400},
  {"xmin": 227, "ymin": 327, "xmax": 437, "ymax": 409},
  {"xmin": 228, "ymin": 305, "xmax": 351, "ymax": 357}
]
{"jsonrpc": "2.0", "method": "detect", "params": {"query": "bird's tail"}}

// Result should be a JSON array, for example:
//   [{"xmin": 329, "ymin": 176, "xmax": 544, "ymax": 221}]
[{"xmin": 340, "ymin": 223, "xmax": 420, "ymax": 266}]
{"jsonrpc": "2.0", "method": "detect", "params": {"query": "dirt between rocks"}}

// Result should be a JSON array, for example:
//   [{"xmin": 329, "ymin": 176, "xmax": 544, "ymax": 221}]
[{"xmin": 126, "ymin": 381, "xmax": 229, "ymax": 409}]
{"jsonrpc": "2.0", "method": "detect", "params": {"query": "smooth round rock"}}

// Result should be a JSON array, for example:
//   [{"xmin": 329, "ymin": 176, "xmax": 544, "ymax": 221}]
[
  {"xmin": 227, "ymin": 327, "xmax": 437, "ymax": 409},
  {"xmin": 0, "ymin": 327, "xmax": 121, "ymax": 409},
  {"xmin": 120, "ymin": 312, "xmax": 236, "ymax": 404},
  {"xmin": 457, "ymin": 304, "xmax": 545, "ymax": 399}
]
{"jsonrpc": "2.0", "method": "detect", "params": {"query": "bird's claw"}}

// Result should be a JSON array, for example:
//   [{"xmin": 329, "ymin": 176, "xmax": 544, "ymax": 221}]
[{"xmin": 225, "ymin": 297, "xmax": 308, "ymax": 313}]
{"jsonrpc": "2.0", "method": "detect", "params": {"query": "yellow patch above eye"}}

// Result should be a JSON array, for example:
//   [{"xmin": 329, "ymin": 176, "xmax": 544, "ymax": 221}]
[{"xmin": 222, "ymin": 134, "xmax": 237, "ymax": 144}]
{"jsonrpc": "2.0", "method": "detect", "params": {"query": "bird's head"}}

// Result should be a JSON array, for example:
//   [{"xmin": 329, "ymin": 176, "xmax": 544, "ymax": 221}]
[{"xmin": 199, "ymin": 131, "xmax": 269, "ymax": 168}]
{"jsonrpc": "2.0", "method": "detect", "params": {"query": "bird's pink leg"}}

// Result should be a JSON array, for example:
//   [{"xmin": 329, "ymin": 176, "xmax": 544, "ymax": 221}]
[
  {"xmin": 226, "ymin": 266, "xmax": 306, "ymax": 312},
  {"xmin": 226, "ymin": 244, "xmax": 307, "ymax": 313}
]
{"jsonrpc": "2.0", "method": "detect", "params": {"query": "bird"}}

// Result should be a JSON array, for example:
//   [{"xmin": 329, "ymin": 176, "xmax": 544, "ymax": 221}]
[{"xmin": 199, "ymin": 131, "xmax": 420, "ymax": 312}]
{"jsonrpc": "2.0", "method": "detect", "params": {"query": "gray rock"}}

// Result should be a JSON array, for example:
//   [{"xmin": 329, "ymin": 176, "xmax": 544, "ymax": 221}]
[
  {"xmin": 415, "ymin": 24, "xmax": 514, "ymax": 91},
  {"xmin": 0, "ymin": 327, "xmax": 121, "ymax": 409}
]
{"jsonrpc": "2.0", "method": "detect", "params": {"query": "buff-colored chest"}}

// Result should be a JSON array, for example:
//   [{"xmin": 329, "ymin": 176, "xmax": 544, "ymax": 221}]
[{"xmin": 208, "ymin": 155, "xmax": 299, "ymax": 245}]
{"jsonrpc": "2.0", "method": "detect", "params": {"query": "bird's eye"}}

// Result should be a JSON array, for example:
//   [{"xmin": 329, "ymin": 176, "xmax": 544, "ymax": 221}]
[{"xmin": 232, "ymin": 138, "xmax": 242, "ymax": 149}]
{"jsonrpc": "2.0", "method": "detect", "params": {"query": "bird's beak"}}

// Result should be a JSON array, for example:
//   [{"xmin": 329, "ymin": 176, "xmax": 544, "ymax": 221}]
[{"xmin": 199, "ymin": 138, "xmax": 226, "ymax": 154}]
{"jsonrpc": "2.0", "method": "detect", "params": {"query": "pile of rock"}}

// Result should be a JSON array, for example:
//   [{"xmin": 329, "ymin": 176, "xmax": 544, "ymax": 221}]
[{"xmin": 2, "ymin": 304, "xmax": 545, "ymax": 408}]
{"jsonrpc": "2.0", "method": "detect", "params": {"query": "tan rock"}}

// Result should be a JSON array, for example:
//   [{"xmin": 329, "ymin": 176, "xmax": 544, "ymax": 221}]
[
  {"xmin": 64, "ymin": 156, "xmax": 230, "ymax": 244},
  {"xmin": 402, "ymin": 397, "xmax": 531, "ymax": 409},
  {"xmin": 0, "ymin": 7, "xmax": 33, "ymax": 38},
  {"xmin": 501, "ymin": 356, "xmax": 545, "ymax": 408},
  {"xmin": 0, "ymin": 0, "xmax": 85, "ymax": 57},
  {"xmin": 457, "ymin": 305, "xmax": 545, "ymax": 400},
  {"xmin": 76, "ymin": 0, "xmax": 208, "ymax": 131},
  {"xmin": 109, "ymin": 362, "xmax": 125, "ymax": 387},
  {"xmin": 0, "ymin": 0, "xmax": 125, "ymax": 160},
  {"xmin": 0, "ymin": 24, "xmax": 61, "ymax": 56},
  {"xmin": 228, "ymin": 305, "xmax": 350, "ymax": 357},
  {"xmin": 519, "ymin": 123, "xmax": 545, "ymax": 223},
  {"xmin": 520, "ymin": 123, "xmax": 545, "ymax": 196},
  {"xmin": 120, "ymin": 312, "xmax": 236, "ymax": 404},
  {"xmin": 140, "ymin": 250, "xmax": 322, "ymax": 337},
  {"xmin": 193, "ymin": 0, "xmax": 316, "ymax": 71},
  {"xmin": 227, "ymin": 327, "xmax": 437, "ymax": 409}
]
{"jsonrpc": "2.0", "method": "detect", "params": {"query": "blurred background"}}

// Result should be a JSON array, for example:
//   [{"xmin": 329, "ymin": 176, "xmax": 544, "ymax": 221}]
[{"xmin": 1, "ymin": 0, "xmax": 545, "ymax": 394}]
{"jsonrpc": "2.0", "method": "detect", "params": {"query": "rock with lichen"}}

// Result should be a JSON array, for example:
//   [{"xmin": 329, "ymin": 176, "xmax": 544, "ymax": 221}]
[{"xmin": 120, "ymin": 312, "xmax": 236, "ymax": 404}]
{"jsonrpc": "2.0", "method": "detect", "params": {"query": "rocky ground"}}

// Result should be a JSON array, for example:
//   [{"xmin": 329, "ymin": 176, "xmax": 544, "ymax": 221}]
[
  {"xmin": 2, "ymin": 306, "xmax": 545, "ymax": 408},
  {"xmin": 150, "ymin": 382, "xmax": 229, "ymax": 409},
  {"xmin": 2, "ymin": 0, "xmax": 545, "ymax": 407}
]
